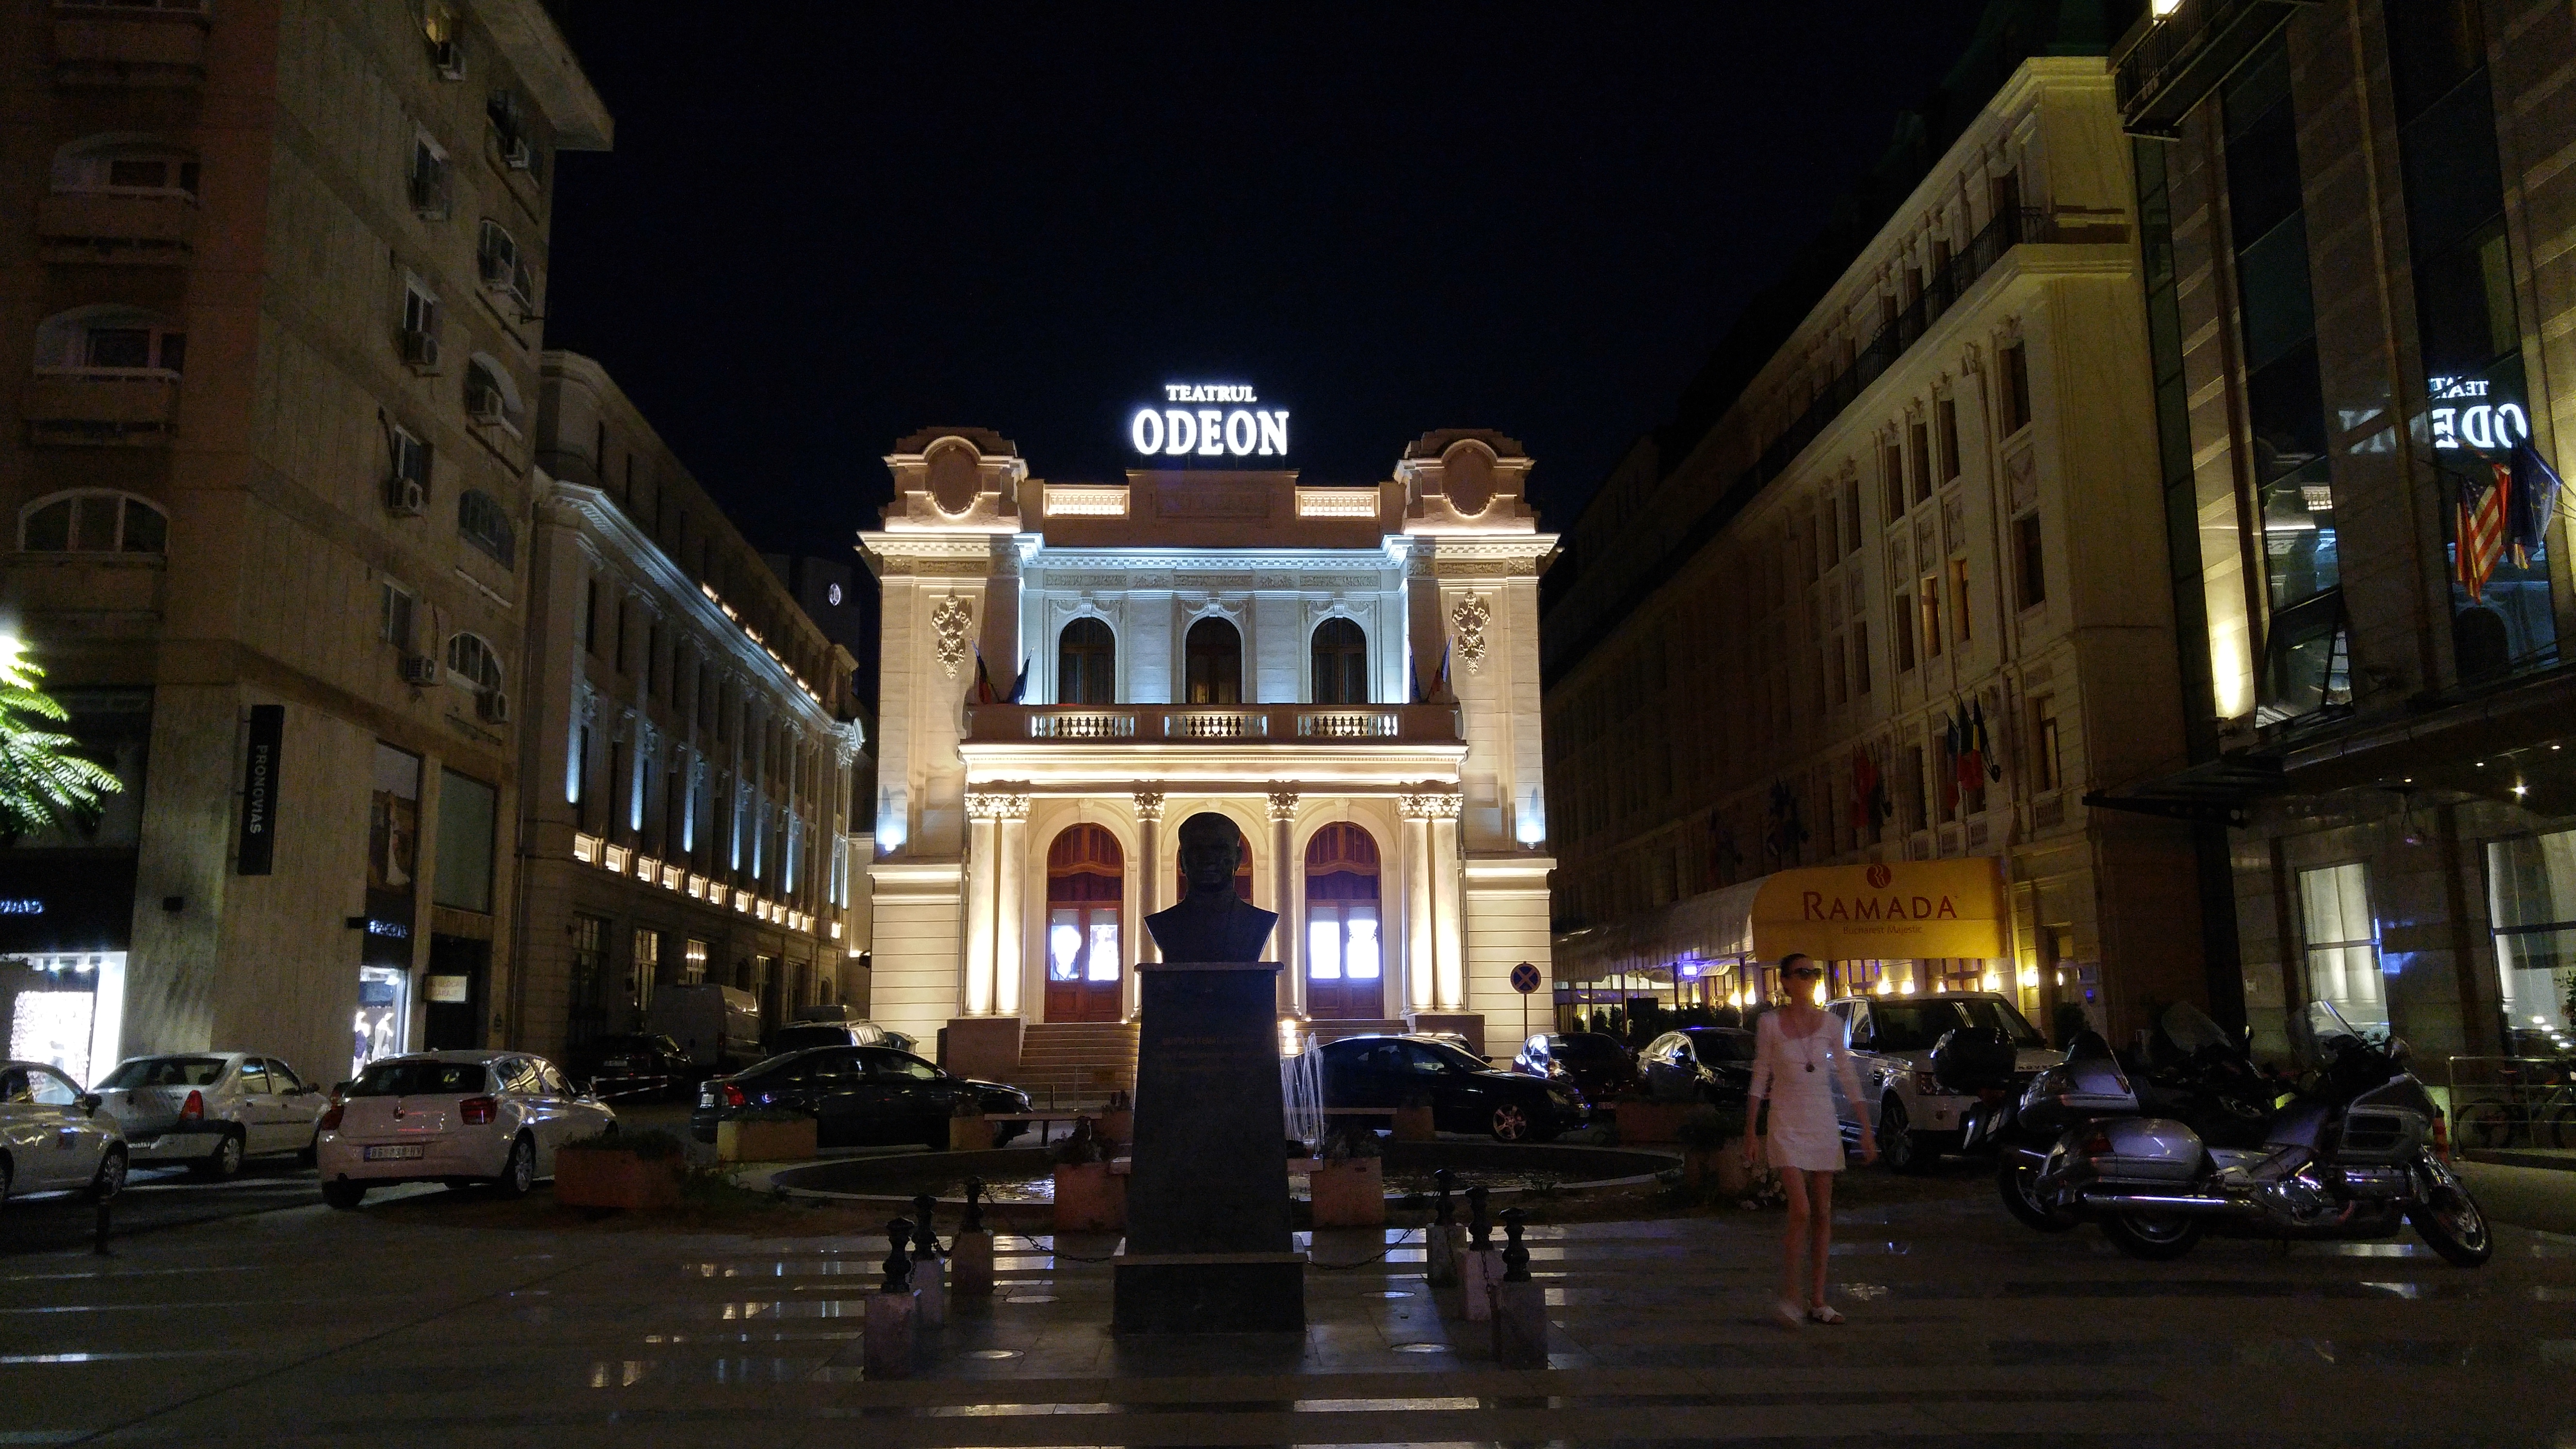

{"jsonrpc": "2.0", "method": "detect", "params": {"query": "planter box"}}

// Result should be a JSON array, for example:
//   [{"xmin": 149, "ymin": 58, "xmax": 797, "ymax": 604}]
[
  {"xmin": 1683, "ymin": 1141, "xmax": 1753, "ymax": 1198},
  {"xmin": 1310, "ymin": 1158, "xmax": 1385, "ymax": 1227},
  {"xmin": 1611, "ymin": 1099, "xmax": 1690, "ymax": 1144},
  {"xmin": 1053, "ymin": 1162, "xmax": 1126, "ymax": 1233},
  {"xmin": 553, "ymin": 1149, "xmax": 682, "ymax": 1210},
  {"xmin": 717, "ymin": 1116, "xmax": 817, "ymax": 1163},
  {"xmin": 948, "ymin": 1115, "xmax": 994, "ymax": 1152},
  {"xmin": 1391, "ymin": 1105, "xmax": 1436, "ymax": 1143}
]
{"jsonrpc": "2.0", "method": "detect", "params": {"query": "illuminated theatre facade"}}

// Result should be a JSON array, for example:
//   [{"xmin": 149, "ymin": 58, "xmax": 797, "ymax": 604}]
[{"xmin": 859, "ymin": 414, "xmax": 1555, "ymax": 1089}]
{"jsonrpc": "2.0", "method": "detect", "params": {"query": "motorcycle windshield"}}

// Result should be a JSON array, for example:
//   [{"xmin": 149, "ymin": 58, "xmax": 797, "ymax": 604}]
[
  {"xmin": 2161, "ymin": 1001, "xmax": 2233, "ymax": 1055},
  {"xmin": 2296, "ymin": 1000, "xmax": 2365, "ymax": 1068}
]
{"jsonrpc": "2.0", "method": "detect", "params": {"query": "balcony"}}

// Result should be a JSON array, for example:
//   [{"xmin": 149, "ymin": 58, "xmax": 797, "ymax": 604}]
[
  {"xmin": 22, "ymin": 370, "xmax": 178, "ymax": 446},
  {"xmin": 51, "ymin": 1, "xmax": 210, "ymax": 89},
  {"xmin": 965, "ymin": 703, "xmax": 1462, "ymax": 745},
  {"xmin": 2113, "ymin": 0, "xmax": 2318, "ymax": 138},
  {"xmin": 35, "ymin": 193, "xmax": 197, "ymax": 264}
]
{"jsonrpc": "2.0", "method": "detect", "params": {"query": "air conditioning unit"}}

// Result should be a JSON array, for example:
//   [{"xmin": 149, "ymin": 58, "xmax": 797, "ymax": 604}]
[
  {"xmin": 501, "ymin": 136, "xmax": 534, "ymax": 172},
  {"xmin": 430, "ymin": 38, "xmax": 464, "ymax": 80},
  {"xmin": 399, "ymin": 329, "xmax": 440, "ymax": 373},
  {"xmin": 466, "ymin": 385, "xmax": 503, "ymax": 425},
  {"xmin": 386, "ymin": 477, "xmax": 426, "ymax": 516},
  {"xmin": 477, "ymin": 689, "xmax": 511, "ymax": 724},
  {"xmin": 399, "ymin": 654, "xmax": 440, "ymax": 687}
]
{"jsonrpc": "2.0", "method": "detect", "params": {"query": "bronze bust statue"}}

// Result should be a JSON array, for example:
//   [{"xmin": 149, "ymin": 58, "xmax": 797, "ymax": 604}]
[{"xmin": 1144, "ymin": 811, "xmax": 1278, "ymax": 963}]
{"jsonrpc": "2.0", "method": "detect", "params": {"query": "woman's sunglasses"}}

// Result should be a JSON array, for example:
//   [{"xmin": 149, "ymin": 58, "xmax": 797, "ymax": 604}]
[{"xmin": 1786, "ymin": 966, "xmax": 1824, "ymax": 980}]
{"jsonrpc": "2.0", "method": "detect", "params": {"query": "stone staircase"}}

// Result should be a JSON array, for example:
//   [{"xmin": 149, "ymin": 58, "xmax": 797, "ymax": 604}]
[{"xmin": 1009, "ymin": 1020, "xmax": 1139, "ymax": 1107}]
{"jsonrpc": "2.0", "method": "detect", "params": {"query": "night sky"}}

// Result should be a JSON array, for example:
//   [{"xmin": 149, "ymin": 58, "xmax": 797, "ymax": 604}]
[{"xmin": 544, "ymin": 3, "xmax": 1989, "ymax": 558}]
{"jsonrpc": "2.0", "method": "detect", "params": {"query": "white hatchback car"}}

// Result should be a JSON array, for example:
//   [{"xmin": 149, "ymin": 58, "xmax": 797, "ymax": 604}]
[
  {"xmin": 0, "ymin": 1061, "xmax": 126, "ymax": 1204},
  {"xmin": 316, "ymin": 1050, "xmax": 614, "ymax": 1208},
  {"xmin": 92, "ymin": 1053, "xmax": 328, "ymax": 1177}
]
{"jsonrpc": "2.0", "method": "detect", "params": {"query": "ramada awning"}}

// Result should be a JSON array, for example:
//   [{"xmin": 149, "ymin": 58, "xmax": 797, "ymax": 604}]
[{"xmin": 1552, "ymin": 858, "xmax": 2011, "ymax": 982}]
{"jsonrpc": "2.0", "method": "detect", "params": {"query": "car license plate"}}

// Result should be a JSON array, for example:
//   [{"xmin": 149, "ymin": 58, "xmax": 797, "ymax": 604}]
[
  {"xmin": 698, "ymin": 1092, "xmax": 713, "ymax": 1107},
  {"xmin": 363, "ymin": 1144, "xmax": 425, "ymax": 1161},
  {"xmin": 603, "ymin": 1059, "xmax": 631, "ymax": 1070}
]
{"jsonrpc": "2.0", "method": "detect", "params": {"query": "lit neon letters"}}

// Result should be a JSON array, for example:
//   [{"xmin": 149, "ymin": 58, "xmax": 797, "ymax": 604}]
[{"xmin": 1129, "ymin": 384, "xmax": 1288, "ymax": 459}]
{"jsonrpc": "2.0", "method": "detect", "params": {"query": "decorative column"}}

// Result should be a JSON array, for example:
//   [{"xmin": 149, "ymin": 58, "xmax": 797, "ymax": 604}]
[
  {"xmin": 961, "ymin": 792, "xmax": 1003, "ymax": 1015},
  {"xmin": 1430, "ymin": 789, "xmax": 1466, "ymax": 1010},
  {"xmin": 991, "ymin": 788, "xmax": 1029, "ymax": 1017},
  {"xmin": 1401, "ymin": 789, "xmax": 1439, "ymax": 1015},
  {"xmin": 1133, "ymin": 789, "xmax": 1166, "ymax": 970},
  {"xmin": 1268, "ymin": 786, "xmax": 1301, "ymax": 1015}
]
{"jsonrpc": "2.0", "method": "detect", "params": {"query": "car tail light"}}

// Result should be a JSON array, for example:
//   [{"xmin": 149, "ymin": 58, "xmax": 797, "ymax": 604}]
[
  {"xmin": 179, "ymin": 1090, "xmax": 205, "ymax": 1122},
  {"xmin": 718, "ymin": 1081, "xmax": 748, "ymax": 1109},
  {"xmin": 318, "ymin": 1105, "xmax": 344, "ymax": 1131},
  {"xmin": 2082, "ymin": 1129, "xmax": 2114, "ymax": 1157},
  {"xmin": 2431, "ymin": 1109, "xmax": 2452, "ymax": 1164},
  {"xmin": 459, "ymin": 1095, "xmax": 499, "ymax": 1125}
]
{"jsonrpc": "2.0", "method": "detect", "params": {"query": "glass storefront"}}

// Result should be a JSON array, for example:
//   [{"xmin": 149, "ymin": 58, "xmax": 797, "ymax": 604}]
[
  {"xmin": 2485, "ymin": 831, "xmax": 2576, "ymax": 1059},
  {"xmin": 3, "ymin": 953, "xmax": 127, "ymax": 1087},
  {"xmin": 354, "ymin": 963, "xmax": 408, "ymax": 1081}
]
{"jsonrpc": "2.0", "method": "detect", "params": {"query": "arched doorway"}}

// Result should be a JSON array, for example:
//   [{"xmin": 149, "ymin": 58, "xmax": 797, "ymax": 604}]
[
  {"xmin": 1057, "ymin": 616, "xmax": 1115, "ymax": 704},
  {"xmin": 1045, "ymin": 824, "xmax": 1125, "ymax": 1021},
  {"xmin": 1184, "ymin": 616, "xmax": 1242, "ymax": 704},
  {"xmin": 1304, "ymin": 823, "xmax": 1384, "ymax": 1019},
  {"xmin": 1311, "ymin": 616, "xmax": 1368, "ymax": 704}
]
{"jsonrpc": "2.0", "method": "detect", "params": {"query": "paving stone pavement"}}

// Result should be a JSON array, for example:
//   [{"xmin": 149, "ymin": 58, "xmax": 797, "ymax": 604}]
[{"xmin": 2, "ymin": 1183, "xmax": 2573, "ymax": 1449}]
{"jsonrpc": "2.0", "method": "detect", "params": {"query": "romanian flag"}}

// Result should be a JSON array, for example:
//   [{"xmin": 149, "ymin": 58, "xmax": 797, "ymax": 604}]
[
  {"xmin": 971, "ymin": 646, "xmax": 998, "ymax": 705},
  {"xmin": 2457, "ymin": 461, "xmax": 2510, "ymax": 602}
]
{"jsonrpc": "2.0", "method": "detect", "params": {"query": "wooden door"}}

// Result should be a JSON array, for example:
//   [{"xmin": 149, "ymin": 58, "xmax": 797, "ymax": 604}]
[
  {"xmin": 1303, "ymin": 823, "xmax": 1384, "ymax": 1019},
  {"xmin": 1045, "ymin": 825, "xmax": 1125, "ymax": 1022}
]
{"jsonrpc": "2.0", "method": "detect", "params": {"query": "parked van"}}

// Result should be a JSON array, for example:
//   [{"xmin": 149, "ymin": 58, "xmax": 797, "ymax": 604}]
[{"xmin": 646, "ymin": 984, "xmax": 762, "ymax": 1071}]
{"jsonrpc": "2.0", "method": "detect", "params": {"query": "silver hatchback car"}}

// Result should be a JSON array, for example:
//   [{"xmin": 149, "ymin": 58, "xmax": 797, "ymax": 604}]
[{"xmin": 91, "ymin": 1053, "xmax": 328, "ymax": 1178}]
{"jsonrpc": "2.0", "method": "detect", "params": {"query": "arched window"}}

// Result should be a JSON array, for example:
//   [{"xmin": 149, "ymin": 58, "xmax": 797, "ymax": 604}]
[
  {"xmin": 1057, "ymin": 616, "xmax": 1115, "ymax": 705},
  {"xmin": 463, "ymin": 354, "xmax": 522, "ymax": 435},
  {"xmin": 1184, "ymin": 615, "xmax": 1241, "ymax": 704},
  {"xmin": 446, "ymin": 631, "xmax": 504, "ymax": 692},
  {"xmin": 1046, "ymin": 824, "xmax": 1124, "ymax": 1022},
  {"xmin": 1304, "ymin": 824, "xmax": 1384, "ymax": 1019},
  {"xmin": 457, "ymin": 488, "xmax": 515, "ymax": 566},
  {"xmin": 51, "ymin": 134, "xmax": 199, "ymax": 199},
  {"xmin": 1311, "ymin": 616, "xmax": 1368, "ymax": 704},
  {"xmin": 20, "ymin": 490, "xmax": 167, "ymax": 554},
  {"xmin": 35, "ymin": 305, "xmax": 184, "ymax": 375},
  {"xmin": 1176, "ymin": 820, "xmax": 1256, "ymax": 907}
]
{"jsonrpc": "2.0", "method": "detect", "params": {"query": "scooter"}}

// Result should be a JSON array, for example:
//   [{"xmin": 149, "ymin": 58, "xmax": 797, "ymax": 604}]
[{"xmin": 2027, "ymin": 1001, "xmax": 2492, "ymax": 1266}]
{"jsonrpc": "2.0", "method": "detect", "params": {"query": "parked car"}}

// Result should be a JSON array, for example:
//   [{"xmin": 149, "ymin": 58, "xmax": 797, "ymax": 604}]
[
  {"xmin": 645, "ymin": 982, "xmax": 762, "ymax": 1072},
  {"xmin": 1513, "ymin": 1031, "xmax": 1639, "ymax": 1102},
  {"xmin": 1826, "ymin": 993, "xmax": 2062, "ymax": 1171},
  {"xmin": 561, "ymin": 1034, "xmax": 697, "ymax": 1102},
  {"xmin": 763, "ymin": 1021, "xmax": 918, "ymax": 1057},
  {"xmin": 1637, "ymin": 1027, "xmax": 1757, "ymax": 1106},
  {"xmin": 91, "ymin": 1053, "xmax": 328, "ymax": 1177},
  {"xmin": 1319, "ymin": 1033, "xmax": 1586, "ymax": 1143},
  {"xmin": 0, "ymin": 1061, "xmax": 125, "ymax": 1204},
  {"xmin": 315, "ymin": 1051, "xmax": 616, "ymax": 1208},
  {"xmin": 690, "ymin": 1046, "xmax": 1030, "ymax": 1150}
]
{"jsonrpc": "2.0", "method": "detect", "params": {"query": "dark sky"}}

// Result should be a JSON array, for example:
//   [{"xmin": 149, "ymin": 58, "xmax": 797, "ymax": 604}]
[{"xmin": 544, "ymin": 3, "xmax": 1989, "ymax": 556}]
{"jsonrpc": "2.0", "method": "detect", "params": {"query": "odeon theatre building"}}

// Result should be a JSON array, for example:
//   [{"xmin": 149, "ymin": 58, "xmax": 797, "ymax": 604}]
[{"xmin": 859, "ymin": 406, "xmax": 1555, "ymax": 1093}]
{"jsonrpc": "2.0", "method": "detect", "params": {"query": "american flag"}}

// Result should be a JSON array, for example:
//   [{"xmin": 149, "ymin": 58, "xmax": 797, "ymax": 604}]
[{"xmin": 2457, "ymin": 461, "xmax": 2511, "ymax": 603}]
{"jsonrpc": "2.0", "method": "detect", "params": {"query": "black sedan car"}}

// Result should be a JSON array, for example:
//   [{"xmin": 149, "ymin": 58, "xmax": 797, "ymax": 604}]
[
  {"xmin": 1513, "ymin": 1031, "xmax": 1640, "ymax": 1103},
  {"xmin": 1319, "ymin": 1034, "xmax": 1584, "ymax": 1143},
  {"xmin": 562, "ymin": 1032, "xmax": 697, "ymax": 1101},
  {"xmin": 690, "ymin": 1045, "xmax": 1030, "ymax": 1150},
  {"xmin": 1638, "ymin": 1027, "xmax": 1757, "ymax": 1106}
]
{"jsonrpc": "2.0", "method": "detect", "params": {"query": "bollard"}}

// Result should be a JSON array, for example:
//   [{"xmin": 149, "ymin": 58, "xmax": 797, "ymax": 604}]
[
  {"xmin": 951, "ymin": 1177, "xmax": 996, "ymax": 1297},
  {"xmin": 910, "ymin": 1193, "xmax": 948, "ymax": 1330},
  {"xmin": 1461, "ymin": 1186, "xmax": 1500, "ymax": 1321},
  {"xmin": 92, "ymin": 1197, "xmax": 112, "ymax": 1256},
  {"xmin": 864, "ymin": 1216, "xmax": 919, "ymax": 1379},
  {"xmin": 1425, "ymin": 1169, "xmax": 1459, "ymax": 1287},
  {"xmin": 1491, "ymin": 1208, "xmax": 1548, "ymax": 1368}
]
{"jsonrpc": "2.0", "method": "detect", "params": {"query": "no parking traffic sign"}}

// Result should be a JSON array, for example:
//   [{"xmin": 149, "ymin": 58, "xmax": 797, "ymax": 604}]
[{"xmin": 1509, "ymin": 962, "xmax": 1542, "ymax": 995}]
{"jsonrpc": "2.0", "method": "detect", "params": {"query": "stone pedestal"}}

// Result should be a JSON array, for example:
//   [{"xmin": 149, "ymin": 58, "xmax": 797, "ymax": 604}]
[
  {"xmin": 1460, "ymin": 1250, "xmax": 1504, "ymax": 1321},
  {"xmin": 912, "ymin": 1256, "xmax": 947, "ymax": 1330},
  {"xmin": 863, "ymin": 1290, "xmax": 917, "ymax": 1378},
  {"xmin": 950, "ymin": 1231, "xmax": 995, "ymax": 1296},
  {"xmin": 1112, "ymin": 960, "xmax": 1305, "ymax": 1334},
  {"xmin": 1426, "ymin": 1223, "xmax": 1464, "ymax": 1287},
  {"xmin": 1492, "ymin": 1279, "xmax": 1548, "ymax": 1367}
]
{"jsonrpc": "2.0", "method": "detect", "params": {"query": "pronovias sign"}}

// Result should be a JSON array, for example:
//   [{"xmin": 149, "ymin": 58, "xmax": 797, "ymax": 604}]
[{"xmin": 1129, "ymin": 383, "xmax": 1288, "ymax": 459}]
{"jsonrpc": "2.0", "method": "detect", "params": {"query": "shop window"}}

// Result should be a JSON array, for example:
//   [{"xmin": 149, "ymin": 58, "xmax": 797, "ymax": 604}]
[
  {"xmin": 1998, "ymin": 342, "xmax": 2031, "ymax": 434},
  {"xmin": 2298, "ymin": 862, "xmax": 2386, "ymax": 1037},
  {"xmin": 35, "ymin": 305, "xmax": 184, "ymax": 375},
  {"xmin": 20, "ymin": 490, "xmax": 167, "ymax": 554},
  {"xmin": 2014, "ymin": 512, "xmax": 2046, "ymax": 609},
  {"xmin": 1057, "ymin": 616, "xmax": 1116, "ymax": 704},
  {"xmin": 354, "ymin": 965, "xmax": 407, "ymax": 1081},
  {"xmin": 1184, "ymin": 615, "xmax": 1242, "ymax": 705},
  {"xmin": 457, "ymin": 488, "xmax": 515, "ymax": 566},
  {"xmin": 2030, "ymin": 694, "xmax": 2061, "ymax": 792},
  {"xmin": 2483, "ymin": 831, "xmax": 2576, "ymax": 1057},
  {"xmin": 1311, "ymin": 616, "xmax": 1368, "ymax": 705}
]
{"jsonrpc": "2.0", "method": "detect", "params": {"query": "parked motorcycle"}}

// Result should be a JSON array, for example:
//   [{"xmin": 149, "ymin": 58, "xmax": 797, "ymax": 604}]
[
  {"xmin": 1992, "ymin": 1029, "xmax": 2140, "ymax": 1233},
  {"xmin": 2024, "ymin": 1000, "xmax": 2492, "ymax": 1266}
]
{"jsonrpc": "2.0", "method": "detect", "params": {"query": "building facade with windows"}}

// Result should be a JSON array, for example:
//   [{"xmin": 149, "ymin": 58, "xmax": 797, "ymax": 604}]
[
  {"xmin": 518, "ymin": 353, "xmax": 863, "ymax": 1057},
  {"xmin": 2099, "ymin": 0, "xmax": 2576, "ymax": 1066},
  {"xmin": 1541, "ymin": 44, "xmax": 2213, "ymax": 1044},
  {"xmin": 0, "ymin": 0, "xmax": 608, "ymax": 1087},
  {"xmin": 861, "ymin": 428, "xmax": 1555, "ymax": 1098}
]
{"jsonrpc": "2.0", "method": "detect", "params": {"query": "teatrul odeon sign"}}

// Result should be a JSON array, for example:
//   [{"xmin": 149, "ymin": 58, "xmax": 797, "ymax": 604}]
[
  {"xmin": 2428, "ymin": 374, "xmax": 2533, "ymax": 452},
  {"xmin": 1128, "ymin": 383, "xmax": 1289, "ymax": 459}
]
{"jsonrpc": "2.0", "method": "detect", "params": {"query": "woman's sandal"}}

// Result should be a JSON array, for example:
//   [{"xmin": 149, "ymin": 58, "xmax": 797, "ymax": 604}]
[
  {"xmin": 1771, "ymin": 1298, "xmax": 1806, "ymax": 1330},
  {"xmin": 1807, "ymin": 1304, "xmax": 1845, "ymax": 1325}
]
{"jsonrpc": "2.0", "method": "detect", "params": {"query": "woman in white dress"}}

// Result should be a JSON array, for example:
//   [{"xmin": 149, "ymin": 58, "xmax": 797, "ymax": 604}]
[{"xmin": 1741, "ymin": 953, "xmax": 1874, "ymax": 1326}]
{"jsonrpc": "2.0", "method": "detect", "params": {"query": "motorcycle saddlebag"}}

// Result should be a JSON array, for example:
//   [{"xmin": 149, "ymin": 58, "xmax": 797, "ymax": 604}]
[{"xmin": 2084, "ymin": 1117, "xmax": 2204, "ymax": 1185}]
